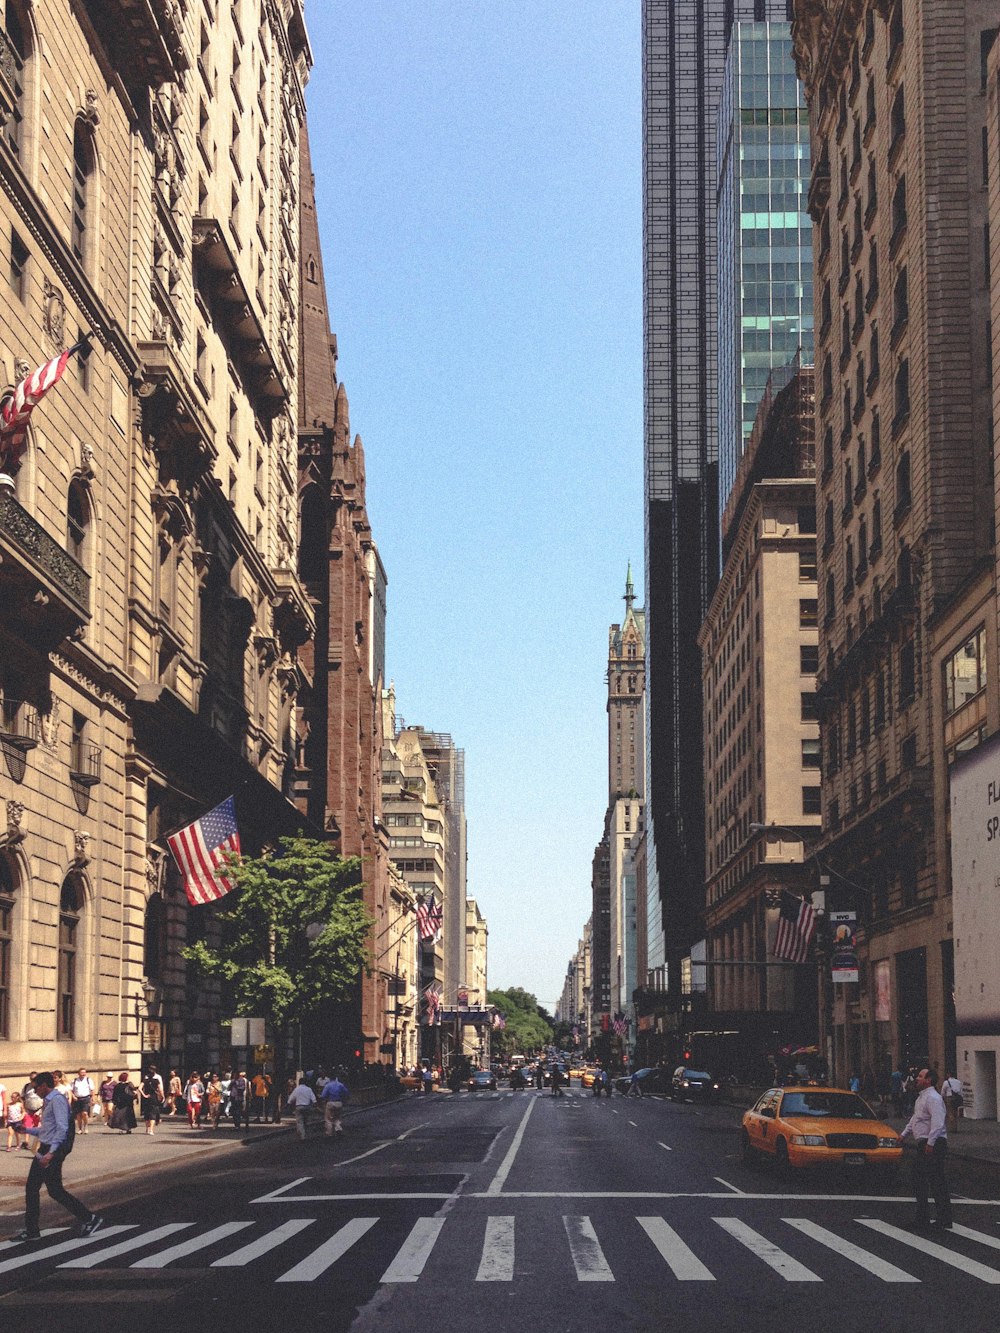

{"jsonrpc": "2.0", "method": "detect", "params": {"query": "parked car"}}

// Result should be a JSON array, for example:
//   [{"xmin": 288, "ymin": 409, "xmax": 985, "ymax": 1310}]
[
  {"xmin": 467, "ymin": 1069, "xmax": 498, "ymax": 1092},
  {"xmin": 670, "ymin": 1067, "xmax": 722, "ymax": 1102},
  {"xmin": 740, "ymin": 1086, "xmax": 903, "ymax": 1172}
]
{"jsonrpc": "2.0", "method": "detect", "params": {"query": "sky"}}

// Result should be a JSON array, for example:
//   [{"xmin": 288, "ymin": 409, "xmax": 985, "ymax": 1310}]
[{"xmin": 304, "ymin": 2, "xmax": 643, "ymax": 1014}]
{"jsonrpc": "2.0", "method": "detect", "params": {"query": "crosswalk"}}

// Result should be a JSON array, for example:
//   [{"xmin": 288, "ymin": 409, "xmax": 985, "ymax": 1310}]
[{"xmin": 3, "ymin": 1212, "xmax": 1000, "ymax": 1287}]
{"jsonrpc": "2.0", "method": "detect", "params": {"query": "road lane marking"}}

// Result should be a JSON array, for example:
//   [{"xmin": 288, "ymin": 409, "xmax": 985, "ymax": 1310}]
[
  {"xmin": 563, "ymin": 1216, "xmax": 614, "ymax": 1281},
  {"xmin": 0, "ymin": 1227, "xmax": 135, "ymax": 1275},
  {"xmin": 476, "ymin": 1216, "xmax": 515, "ymax": 1281},
  {"xmin": 251, "ymin": 1177, "xmax": 312, "ymax": 1204},
  {"xmin": 0, "ymin": 1228, "xmax": 67, "ymax": 1252},
  {"xmin": 783, "ymin": 1219, "xmax": 918, "ymax": 1282},
  {"xmin": 714, "ymin": 1178, "xmax": 745, "ymax": 1195},
  {"xmin": 331, "ymin": 1142, "xmax": 394, "ymax": 1167},
  {"xmin": 485, "ymin": 1098, "xmax": 536, "ymax": 1196},
  {"xmin": 255, "ymin": 1192, "xmax": 456, "ymax": 1202},
  {"xmin": 132, "ymin": 1222, "xmax": 254, "ymax": 1268},
  {"xmin": 60, "ymin": 1225, "xmax": 194, "ymax": 1268},
  {"xmin": 628, "ymin": 1120, "xmax": 638, "ymax": 1127},
  {"xmin": 212, "ymin": 1219, "xmax": 316, "ymax": 1266},
  {"xmin": 277, "ymin": 1217, "xmax": 378, "ymax": 1283},
  {"xmin": 611, "ymin": 1110, "xmax": 619, "ymax": 1116},
  {"xmin": 714, "ymin": 1218, "xmax": 822, "ymax": 1281},
  {"xmin": 856, "ymin": 1219, "xmax": 1000, "ymax": 1282},
  {"xmin": 657, "ymin": 1142, "xmax": 673, "ymax": 1152},
  {"xmin": 637, "ymin": 1217, "xmax": 714, "ymax": 1280},
  {"xmin": 381, "ymin": 1217, "xmax": 446, "ymax": 1282},
  {"xmin": 395, "ymin": 1122, "xmax": 429, "ymax": 1140},
  {"xmin": 949, "ymin": 1222, "xmax": 1000, "ymax": 1250}
]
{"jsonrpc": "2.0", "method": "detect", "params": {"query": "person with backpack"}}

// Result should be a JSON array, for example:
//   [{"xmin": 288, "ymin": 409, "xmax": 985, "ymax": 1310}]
[
  {"xmin": 110, "ymin": 1073, "xmax": 137, "ymax": 1134},
  {"xmin": 942, "ymin": 1071, "xmax": 964, "ymax": 1134},
  {"xmin": 9, "ymin": 1072, "xmax": 103, "ymax": 1242}
]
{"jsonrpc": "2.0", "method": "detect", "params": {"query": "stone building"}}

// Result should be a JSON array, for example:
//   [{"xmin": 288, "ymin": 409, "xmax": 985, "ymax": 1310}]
[
  {"xmin": 0, "ymin": 1, "xmax": 317, "ymax": 1082},
  {"xmin": 793, "ymin": 0, "xmax": 997, "ymax": 1081},
  {"xmin": 699, "ymin": 364, "xmax": 820, "ymax": 1075},
  {"xmin": 462, "ymin": 897, "xmax": 488, "ymax": 1060}
]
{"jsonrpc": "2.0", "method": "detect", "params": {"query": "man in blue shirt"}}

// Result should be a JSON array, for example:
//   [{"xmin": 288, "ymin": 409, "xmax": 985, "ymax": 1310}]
[
  {"xmin": 10, "ymin": 1072, "xmax": 103, "ymax": 1242},
  {"xmin": 320, "ymin": 1072, "xmax": 350, "ymax": 1136}
]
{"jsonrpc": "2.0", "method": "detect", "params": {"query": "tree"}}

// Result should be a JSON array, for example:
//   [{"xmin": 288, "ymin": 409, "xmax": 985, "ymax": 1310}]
[
  {"xmin": 487, "ymin": 986, "xmax": 553, "ymax": 1057},
  {"xmin": 182, "ymin": 837, "xmax": 373, "ymax": 1085}
]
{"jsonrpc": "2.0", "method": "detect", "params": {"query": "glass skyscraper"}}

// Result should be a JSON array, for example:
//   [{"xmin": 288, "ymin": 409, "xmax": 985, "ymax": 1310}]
[{"xmin": 716, "ymin": 21, "xmax": 813, "ymax": 515}]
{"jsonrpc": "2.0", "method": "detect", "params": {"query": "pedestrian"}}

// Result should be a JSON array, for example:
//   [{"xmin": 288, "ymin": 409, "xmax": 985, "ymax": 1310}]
[
  {"xmin": 626, "ymin": 1070, "xmax": 643, "ymax": 1098},
  {"xmin": 99, "ymin": 1073, "xmax": 117, "ymax": 1124},
  {"xmin": 167, "ymin": 1069, "xmax": 182, "ymax": 1116},
  {"xmin": 534, "ymin": 1063, "xmax": 544, "ymax": 1091},
  {"xmin": 890, "ymin": 1066, "xmax": 904, "ymax": 1116},
  {"xmin": 848, "ymin": 1071, "xmax": 861, "ymax": 1094},
  {"xmin": 551, "ymin": 1066, "xmax": 564, "ymax": 1097},
  {"xmin": 320, "ymin": 1070, "xmax": 350, "ymax": 1136},
  {"xmin": 941, "ymin": 1071, "xmax": 964, "ymax": 1135},
  {"xmin": 22, "ymin": 1081, "xmax": 42, "ymax": 1153},
  {"xmin": 0, "ymin": 1076, "xmax": 7, "ymax": 1133},
  {"xmin": 592, "ymin": 1067, "xmax": 603, "ymax": 1098},
  {"xmin": 421, "ymin": 1063, "xmax": 434, "ymax": 1096},
  {"xmin": 900, "ymin": 1066, "xmax": 952, "ymax": 1231},
  {"xmin": 5, "ymin": 1092, "xmax": 26, "ymax": 1151},
  {"xmin": 8, "ymin": 1071, "xmax": 104, "ymax": 1242},
  {"xmin": 251, "ymin": 1070, "xmax": 272, "ymax": 1122},
  {"xmin": 53, "ymin": 1071, "xmax": 72, "ymax": 1102},
  {"xmin": 182, "ymin": 1071, "xmax": 204, "ymax": 1129},
  {"xmin": 229, "ymin": 1070, "xmax": 248, "ymax": 1130},
  {"xmin": 110, "ymin": 1073, "xmax": 137, "ymax": 1134},
  {"xmin": 139, "ymin": 1070, "xmax": 162, "ymax": 1136},
  {"xmin": 205, "ymin": 1074, "xmax": 223, "ymax": 1129},
  {"xmin": 603, "ymin": 1069, "xmax": 613, "ymax": 1097},
  {"xmin": 286, "ymin": 1077, "xmax": 317, "ymax": 1139},
  {"xmin": 69, "ymin": 1068, "xmax": 95, "ymax": 1136}
]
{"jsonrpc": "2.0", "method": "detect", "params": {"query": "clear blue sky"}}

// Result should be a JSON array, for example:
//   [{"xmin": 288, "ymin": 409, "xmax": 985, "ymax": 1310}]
[{"xmin": 305, "ymin": 2, "xmax": 643, "ymax": 1014}]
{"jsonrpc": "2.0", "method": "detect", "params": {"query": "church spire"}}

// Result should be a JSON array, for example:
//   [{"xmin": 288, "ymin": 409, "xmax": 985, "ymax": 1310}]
[{"xmin": 624, "ymin": 561, "xmax": 635, "ymax": 612}]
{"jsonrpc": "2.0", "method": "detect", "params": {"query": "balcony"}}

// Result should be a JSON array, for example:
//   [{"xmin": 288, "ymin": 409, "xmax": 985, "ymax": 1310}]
[
  {"xmin": 0, "ymin": 487, "xmax": 90, "ymax": 650},
  {"xmin": 0, "ymin": 26, "xmax": 19, "ymax": 127},
  {"xmin": 136, "ymin": 340, "xmax": 217, "ymax": 490},
  {"xmin": 70, "ymin": 739, "xmax": 102, "ymax": 787},
  {"xmin": 87, "ymin": 1, "xmax": 188, "ymax": 88}
]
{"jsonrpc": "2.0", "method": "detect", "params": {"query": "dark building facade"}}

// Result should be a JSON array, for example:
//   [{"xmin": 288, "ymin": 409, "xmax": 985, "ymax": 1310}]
[{"xmin": 642, "ymin": 0, "xmax": 794, "ymax": 997}]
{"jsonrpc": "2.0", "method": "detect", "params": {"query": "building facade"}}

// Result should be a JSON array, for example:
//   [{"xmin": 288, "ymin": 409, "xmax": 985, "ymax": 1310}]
[
  {"xmin": 717, "ymin": 19, "xmax": 813, "ymax": 512},
  {"xmin": 793, "ymin": 0, "xmax": 996, "ymax": 1083},
  {"xmin": 642, "ymin": 0, "xmax": 794, "ymax": 1003}
]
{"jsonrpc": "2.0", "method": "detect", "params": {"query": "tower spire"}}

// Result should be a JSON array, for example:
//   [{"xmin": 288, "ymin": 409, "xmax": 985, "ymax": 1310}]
[{"xmin": 624, "ymin": 561, "xmax": 635, "ymax": 612}]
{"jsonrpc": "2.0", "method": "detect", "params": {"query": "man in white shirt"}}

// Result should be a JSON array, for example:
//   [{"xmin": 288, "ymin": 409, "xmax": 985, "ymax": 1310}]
[
  {"xmin": 285, "ymin": 1077, "xmax": 317, "ymax": 1140},
  {"xmin": 900, "ymin": 1066, "xmax": 951, "ymax": 1231},
  {"xmin": 941, "ymin": 1071, "xmax": 963, "ymax": 1134},
  {"xmin": 70, "ymin": 1069, "xmax": 95, "ymax": 1135}
]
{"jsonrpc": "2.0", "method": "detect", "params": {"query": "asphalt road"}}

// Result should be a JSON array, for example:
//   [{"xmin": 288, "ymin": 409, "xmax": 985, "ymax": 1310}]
[{"xmin": 3, "ymin": 1085, "xmax": 1000, "ymax": 1331}]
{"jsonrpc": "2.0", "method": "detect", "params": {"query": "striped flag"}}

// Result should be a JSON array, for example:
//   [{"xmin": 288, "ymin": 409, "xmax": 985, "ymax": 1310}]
[
  {"xmin": 416, "ymin": 894, "xmax": 443, "ymax": 942},
  {"xmin": 612, "ymin": 1013, "xmax": 629, "ymax": 1038},
  {"xmin": 773, "ymin": 890, "xmax": 818, "ymax": 963},
  {"xmin": 422, "ymin": 982, "xmax": 443, "ymax": 1025},
  {"xmin": 167, "ymin": 797, "xmax": 241, "ymax": 905},
  {"xmin": 0, "ymin": 338, "xmax": 90, "ymax": 476}
]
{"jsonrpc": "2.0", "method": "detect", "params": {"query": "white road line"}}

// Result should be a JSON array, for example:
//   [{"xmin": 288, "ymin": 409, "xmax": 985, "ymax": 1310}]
[
  {"xmin": 637, "ymin": 1217, "xmax": 714, "ymax": 1280},
  {"xmin": 331, "ymin": 1142, "xmax": 393, "ymax": 1167},
  {"xmin": 0, "ymin": 1228, "xmax": 67, "ymax": 1252},
  {"xmin": 563, "ymin": 1216, "xmax": 614, "ymax": 1282},
  {"xmin": 396, "ymin": 1122, "xmax": 430, "ymax": 1141},
  {"xmin": 949, "ymin": 1222, "xmax": 1000, "ymax": 1251},
  {"xmin": 857, "ymin": 1219, "xmax": 1000, "ymax": 1282},
  {"xmin": 61, "ymin": 1225, "xmax": 194, "ymax": 1268},
  {"xmin": 250, "ymin": 1177, "xmax": 312, "ymax": 1204},
  {"xmin": 476, "ymin": 1215, "xmax": 515, "ymax": 1281},
  {"xmin": 276, "ymin": 1217, "xmax": 378, "ymax": 1283},
  {"xmin": 628, "ymin": 1120, "xmax": 638, "ymax": 1127},
  {"xmin": 714, "ymin": 1218, "xmax": 822, "ymax": 1281},
  {"xmin": 131, "ymin": 1222, "xmax": 254, "ymax": 1268},
  {"xmin": 657, "ymin": 1142, "xmax": 673, "ymax": 1152},
  {"xmin": 485, "ymin": 1098, "xmax": 536, "ymax": 1196},
  {"xmin": 783, "ymin": 1219, "xmax": 918, "ymax": 1282},
  {"xmin": 255, "ymin": 1192, "xmax": 456, "ymax": 1203},
  {"xmin": 380, "ymin": 1217, "xmax": 445, "ymax": 1282},
  {"xmin": 714, "ymin": 1178, "xmax": 744, "ymax": 1195},
  {"xmin": 0, "ymin": 1227, "xmax": 135, "ymax": 1275},
  {"xmin": 212, "ymin": 1219, "xmax": 315, "ymax": 1267},
  {"xmin": 611, "ymin": 1110, "xmax": 619, "ymax": 1116}
]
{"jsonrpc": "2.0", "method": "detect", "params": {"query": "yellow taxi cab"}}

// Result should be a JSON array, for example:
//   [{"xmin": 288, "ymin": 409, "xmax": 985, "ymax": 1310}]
[
  {"xmin": 741, "ymin": 1085, "xmax": 903, "ymax": 1172},
  {"xmin": 580, "ymin": 1067, "xmax": 599, "ymax": 1089},
  {"xmin": 568, "ymin": 1064, "xmax": 586, "ymax": 1081}
]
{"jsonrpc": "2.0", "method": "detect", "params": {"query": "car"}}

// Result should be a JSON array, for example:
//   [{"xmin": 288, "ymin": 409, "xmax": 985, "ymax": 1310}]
[
  {"xmin": 670, "ymin": 1067, "xmax": 722, "ymax": 1102},
  {"xmin": 542, "ymin": 1063, "xmax": 570, "ymax": 1087},
  {"xmin": 740, "ymin": 1085, "xmax": 904, "ymax": 1172},
  {"xmin": 467, "ymin": 1069, "xmax": 497, "ymax": 1092},
  {"xmin": 568, "ymin": 1064, "xmax": 587, "ymax": 1080},
  {"xmin": 580, "ymin": 1067, "xmax": 600, "ymax": 1089}
]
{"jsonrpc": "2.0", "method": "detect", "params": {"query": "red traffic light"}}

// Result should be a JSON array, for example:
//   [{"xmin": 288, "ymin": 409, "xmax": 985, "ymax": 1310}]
[{"xmin": 353, "ymin": 1049, "xmax": 361, "ymax": 1059}]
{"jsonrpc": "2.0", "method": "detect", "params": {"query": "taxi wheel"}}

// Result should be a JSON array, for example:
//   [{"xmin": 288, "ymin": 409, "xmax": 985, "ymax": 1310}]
[
  {"xmin": 774, "ymin": 1137, "xmax": 792, "ymax": 1175},
  {"xmin": 740, "ymin": 1129, "xmax": 758, "ymax": 1168}
]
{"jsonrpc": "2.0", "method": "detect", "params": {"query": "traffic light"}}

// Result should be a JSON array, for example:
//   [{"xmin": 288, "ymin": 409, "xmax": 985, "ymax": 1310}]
[
  {"xmin": 354, "ymin": 1048, "xmax": 362, "ymax": 1060},
  {"xmin": 683, "ymin": 1049, "xmax": 692, "ymax": 1062}
]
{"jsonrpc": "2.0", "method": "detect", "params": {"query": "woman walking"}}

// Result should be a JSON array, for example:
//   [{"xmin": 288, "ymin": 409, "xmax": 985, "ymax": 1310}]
[
  {"xmin": 99, "ymin": 1073, "xmax": 116, "ymax": 1125},
  {"xmin": 109, "ymin": 1073, "xmax": 137, "ymax": 1134},
  {"xmin": 167, "ymin": 1069, "xmax": 182, "ymax": 1116},
  {"xmin": 205, "ymin": 1074, "xmax": 223, "ymax": 1129},
  {"xmin": 139, "ymin": 1071, "xmax": 162, "ymax": 1136},
  {"xmin": 183, "ymin": 1072, "xmax": 204, "ymax": 1128},
  {"xmin": 5, "ymin": 1092, "xmax": 26, "ymax": 1151}
]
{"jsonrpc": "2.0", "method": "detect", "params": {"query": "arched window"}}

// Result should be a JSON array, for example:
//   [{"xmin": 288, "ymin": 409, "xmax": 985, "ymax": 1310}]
[
  {"xmin": 71, "ymin": 119, "xmax": 94, "ymax": 265},
  {"xmin": 57, "ymin": 875, "xmax": 82, "ymax": 1039},
  {"xmin": 66, "ymin": 478, "xmax": 89, "ymax": 564},
  {"xmin": 143, "ymin": 892, "xmax": 166, "ymax": 982},
  {"xmin": 0, "ymin": 854, "xmax": 14, "ymax": 1039},
  {"xmin": 4, "ymin": 2, "xmax": 28, "ymax": 161},
  {"xmin": 298, "ymin": 485, "xmax": 326, "ymax": 583}
]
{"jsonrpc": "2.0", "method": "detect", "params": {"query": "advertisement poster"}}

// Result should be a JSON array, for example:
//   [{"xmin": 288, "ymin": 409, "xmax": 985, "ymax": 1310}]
[
  {"xmin": 874, "ymin": 959, "xmax": 891, "ymax": 1022},
  {"xmin": 830, "ymin": 911, "xmax": 858, "ymax": 984}
]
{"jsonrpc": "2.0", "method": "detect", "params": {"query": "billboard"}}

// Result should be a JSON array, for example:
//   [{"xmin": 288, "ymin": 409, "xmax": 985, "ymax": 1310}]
[
  {"xmin": 830, "ymin": 911, "xmax": 858, "ymax": 984},
  {"xmin": 949, "ymin": 730, "xmax": 1000, "ymax": 1037}
]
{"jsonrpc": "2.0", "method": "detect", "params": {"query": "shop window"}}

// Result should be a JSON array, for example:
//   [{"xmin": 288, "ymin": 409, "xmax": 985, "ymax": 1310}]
[{"xmin": 943, "ymin": 625, "xmax": 986, "ymax": 717}]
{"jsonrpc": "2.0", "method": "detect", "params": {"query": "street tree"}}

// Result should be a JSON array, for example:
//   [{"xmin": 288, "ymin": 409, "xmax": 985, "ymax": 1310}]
[
  {"xmin": 487, "ymin": 986, "xmax": 553, "ymax": 1057},
  {"xmin": 182, "ymin": 836, "xmax": 373, "ymax": 1089}
]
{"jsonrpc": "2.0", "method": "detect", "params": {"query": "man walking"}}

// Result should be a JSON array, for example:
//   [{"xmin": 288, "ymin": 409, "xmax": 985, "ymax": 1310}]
[
  {"xmin": 900, "ymin": 1066, "xmax": 952, "ymax": 1231},
  {"xmin": 941, "ymin": 1071, "xmax": 964, "ymax": 1135},
  {"xmin": 551, "ymin": 1066, "xmax": 564, "ymax": 1097},
  {"xmin": 229, "ymin": 1070, "xmax": 248, "ymax": 1131},
  {"xmin": 70, "ymin": 1069, "xmax": 94, "ymax": 1135},
  {"xmin": 286, "ymin": 1077, "xmax": 317, "ymax": 1140},
  {"xmin": 251, "ymin": 1070, "xmax": 271, "ymax": 1123},
  {"xmin": 320, "ymin": 1071, "xmax": 350, "ymax": 1136},
  {"xmin": 10, "ymin": 1073, "xmax": 103, "ymax": 1242}
]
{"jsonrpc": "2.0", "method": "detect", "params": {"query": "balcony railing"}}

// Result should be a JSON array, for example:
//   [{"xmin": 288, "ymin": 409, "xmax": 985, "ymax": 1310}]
[
  {"xmin": 0, "ymin": 700, "xmax": 40, "ymax": 750},
  {"xmin": 0, "ymin": 487, "xmax": 90, "ymax": 647},
  {"xmin": 70, "ymin": 740, "xmax": 102, "ymax": 787}
]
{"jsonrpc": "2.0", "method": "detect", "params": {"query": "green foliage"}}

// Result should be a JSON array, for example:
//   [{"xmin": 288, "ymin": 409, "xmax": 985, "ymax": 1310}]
[
  {"xmin": 487, "ymin": 986, "xmax": 553, "ymax": 1056},
  {"xmin": 181, "ymin": 836, "xmax": 373, "ymax": 1035}
]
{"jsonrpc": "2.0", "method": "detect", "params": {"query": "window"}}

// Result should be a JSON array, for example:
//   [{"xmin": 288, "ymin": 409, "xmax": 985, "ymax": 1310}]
[
  {"xmin": 893, "ymin": 266, "xmax": 908, "ymax": 335},
  {"xmin": 891, "ymin": 175, "xmax": 907, "ymax": 246},
  {"xmin": 143, "ymin": 893, "xmax": 166, "ymax": 981},
  {"xmin": 894, "ymin": 359, "xmax": 910, "ymax": 426},
  {"xmin": 797, "ymin": 506, "xmax": 816, "ymax": 535},
  {"xmin": 871, "ymin": 497, "xmax": 882, "ymax": 554},
  {"xmin": 943, "ymin": 626, "xmax": 986, "ymax": 716},
  {"xmin": 799, "ymin": 550, "xmax": 817, "ymax": 581},
  {"xmin": 66, "ymin": 479, "xmax": 89, "ymax": 564},
  {"xmin": 9, "ymin": 227, "xmax": 27, "ymax": 300},
  {"xmin": 799, "ymin": 599, "xmax": 818, "ymax": 629},
  {"xmin": 71, "ymin": 120, "xmax": 93, "ymax": 266},
  {"xmin": 899, "ymin": 637, "xmax": 916, "ymax": 705},
  {"xmin": 4, "ymin": 1, "xmax": 27, "ymax": 160},
  {"xmin": 0, "ymin": 855, "xmax": 13, "ymax": 1039},
  {"xmin": 801, "ymin": 739, "xmax": 821, "ymax": 769},
  {"xmin": 890, "ymin": 85, "xmax": 905, "ymax": 151},
  {"xmin": 982, "ymin": 29, "xmax": 998, "ymax": 92},
  {"xmin": 825, "ymin": 572, "xmax": 835, "ymax": 622},
  {"xmin": 76, "ymin": 328, "xmax": 91, "ymax": 392},
  {"xmin": 800, "ymin": 645, "xmax": 819, "ymax": 675},
  {"xmin": 801, "ymin": 692, "xmax": 818, "ymax": 723},
  {"xmin": 57, "ymin": 876, "xmax": 82, "ymax": 1039},
  {"xmin": 802, "ymin": 786, "xmax": 822, "ymax": 816},
  {"xmin": 824, "ymin": 499, "xmax": 834, "ymax": 549},
  {"xmin": 875, "ymin": 671, "xmax": 886, "ymax": 731}
]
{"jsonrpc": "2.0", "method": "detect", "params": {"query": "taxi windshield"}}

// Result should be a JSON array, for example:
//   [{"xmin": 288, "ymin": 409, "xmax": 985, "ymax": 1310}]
[{"xmin": 779, "ymin": 1091, "xmax": 876, "ymax": 1120}]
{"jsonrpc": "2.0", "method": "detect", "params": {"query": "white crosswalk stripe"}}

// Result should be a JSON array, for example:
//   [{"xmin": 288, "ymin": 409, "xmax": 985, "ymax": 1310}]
[
  {"xmin": 60, "ymin": 1224, "xmax": 194, "ymax": 1268},
  {"xmin": 856, "ymin": 1219, "xmax": 1000, "ymax": 1283},
  {"xmin": 276, "ymin": 1217, "xmax": 378, "ymax": 1283},
  {"xmin": 0, "ymin": 1226, "xmax": 135, "ymax": 1275},
  {"xmin": 131, "ymin": 1222, "xmax": 254, "ymax": 1268},
  {"xmin": 476, "ymin": 1215, "xmax": 515, "ymax": 1281},
  {"xmin": 637, "ymin": 1216, "xmax": 714, "ymax": 1280},
  {"xmin": 0, "ymin": 1228, "xmax": 66, "ymax": 1253},
  {"xmin": 782, "ymin": 1218, "xmax": 918, "ymax": 1282},
  {"xmin": 949, "ymin": 1222, "xmax": 1000, "ymax": 1252},
  {"xmin": 563, "ymin": 1215, "xmax": 614, "ymax": 1281},
  {"xmin": 212, "ymin": 1219, "xmax": 316, "ymax": 1267},
  {"xmin": 713, "ymin": 1218, "xmax": 822, "ymax": 1281},
  {"xmin": 381, "ymin": 1217, "xmax": 446, "ymax": 1282}
]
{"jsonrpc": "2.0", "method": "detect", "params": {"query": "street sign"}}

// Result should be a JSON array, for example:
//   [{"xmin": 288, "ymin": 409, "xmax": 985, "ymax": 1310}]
[
  {"xmin": 231, "ymin": 1017, "xmax": 266, "ymax": 1046},
  {"xmin": 830, "ymin": 911, "xmax": 858, "ymax": 983},
  {"xmin": 253, "ymin": 1044, "xmax": 274, "ymax": 1063}
]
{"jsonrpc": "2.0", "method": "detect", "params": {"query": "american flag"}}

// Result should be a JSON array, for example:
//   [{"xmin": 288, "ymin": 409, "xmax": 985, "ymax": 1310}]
[
  {"xmin": 167, "ymin": 797, "xmax": 241, "ymax": 905},
  {"xmin": 0, "ymin": 339, "xmax": 90, "ymax": 475},
  {"xmin": 423, "ymin": 982, "xmax": 443, "ymax": 1026},
  {"xmin": 612, "ymin": 1013, "xmax": 629, "ymax": 1038},
  {"xmin": 416, "ymin": 894, "xmax": 443, "ymax": 941},
  {"xmin": 773, "ymin": 890, "xmax": 818, "ymax": 963}
]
